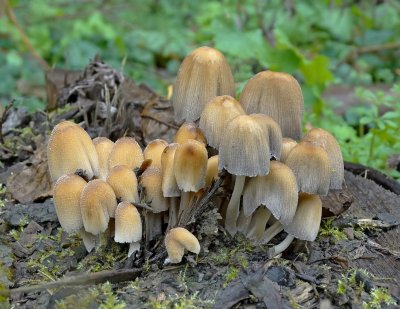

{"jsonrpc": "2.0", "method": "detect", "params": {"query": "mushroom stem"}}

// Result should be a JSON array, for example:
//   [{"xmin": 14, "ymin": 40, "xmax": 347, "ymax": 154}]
[
  {"xmin": 128, "ymin": 241, "xmax": 141, "ymax": 257},
  {"xmin": 268, "ymin": 234, "xmax": 295, "ymax": 257},
  {"xmin": 167, "ymin": 197, "xmax": 179, "ymax": 230},
  {"xmin": 247, "ymin": 207, "xmax": 271, "ymax": 241},
  {"xmin": 78, "ymin": 228, "xmax": 98, "ymax": 253},
  {"xmin": 178, "ymin": 191, "xmax": 191, "ymax": 217},
  {"xmin": 236, "ymin": 208, "xmax": 252, "ymax": 234},
  {"xmin": 225, "ymin": 175, "xmax": 246, "ymax": 236},
  {"xmin": 145, "ymin": 212, "xmax": 162, "ymax": 242},
  {"xmin": 259, "ymin": 221, "xmax": 284, "ymax": 245}
]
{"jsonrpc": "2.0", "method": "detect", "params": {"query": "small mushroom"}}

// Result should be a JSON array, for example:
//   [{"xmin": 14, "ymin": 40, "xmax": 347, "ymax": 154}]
[
  {"xmin": 280, "ymin": 138, "xmax": 297, "ymax": 163},
  {"xmin": 108, "ymin": 137, "xmax": 144, "ymax": 170},
  {"xmin": 114, "ymin": 201, "xmax": 142, "ymax": 257},
  {"xmin": 47, "ymin": 121, "xmax": 99, "ymax": 182},
  {"xmin": 93, "ymin": 137, "xmax": 114, "ymax": 180},
  {"xmin": 106, "ymin": 165, "xmax": 139, "ymax": 203},
  {"xmin": 164, "ymin": 227, "xmax": 200, "ymax": 264},
  {"xmin": 161, "ymin": 143, "xmax": 181, "ymax": 198},
  {"xmin": 173, "ymin": 46, "xmax": 235, "ymax": 122},
  {"xmin": 144, "ymin": 139, "xmax": 168, "ymax": 169},
  {"xmin": 173, "ymin": 122, "xmax": 207, "ymax": 145},
  {"xmin": 205, "ymin": 155, "xmax": 219, "ymax": 188}
]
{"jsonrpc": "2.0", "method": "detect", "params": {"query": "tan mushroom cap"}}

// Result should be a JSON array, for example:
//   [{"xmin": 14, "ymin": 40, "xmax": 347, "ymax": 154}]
[
  {"xmin": 243, "ymin": 161, "xmax": 298, "ymax": 225},
  {"xmin": 239, "ymin": 71, "xmax": 304, "ymax": 140},
  {"xmin": 219, "ymin": 115, "xmax": 270, "ymax": 177},
  {"xmin": 108, "ymin": 137, "xmax": 144, "ymax": 170},
  {"xmin": 80, "ymin": 179, "xmax": 116, "ymax": 235},
  {"xmin": 114, "ymin": 201, "xmax": 142, "ymax": 243},
  {"xmin": 47, "ymin": 121, "xmax": 99, "ymax": 182},
  {"xmin": 106, "ymin": 165, "xmax": 139, "ymax": 203},
  {"xmin": 53, "ymin": 174, "xmax": 86, "ymax": 233},
  {"xmin": 144, "ymin": 139, "xmax": 168, "ymax": 169},
  {"xmin": 174, "ymin": 139, "xmax": 208, "ymax": 192},
  {"xmin": 140, "ymin": 166, "xmax": 168, "ymax": 212},
  {"xmin": 283, "ymin": 193, "xmax": 322, "ymax": 241},
  {"xmin": 285, "ymin": 142, "xmax": 331, "ymax": 196},
  {"xmin": 93, "ymin": 137, "xmax": 114, "ymax": 180},
  {"xmin": 205, "ymin": 155, "xmax": 219, "ymax": 188},
  {"xmin": 199, "ymin": 95, "xmax": 245, "ymax": 149},
  {"xmin": 161, "ymin": 143, "xmax": 180, "ymax": 197},
  {"xmin": 173, "ymin": 46, "xmax": 235, "ymax": 122},
  {"xmin": 249, "ymin": 113, "xmax": 283, "ymax": 159},
  {"xmin": 173, "ymin": 123, "xmax": 207, "ymax": 145},
  {"xmin": 165, "ymin": 227, "xmax": 200, "ymax": 263},
  {"xmin": 280, "ymin": 138, "xmax": 298, "ymax": 163},
  {"xmin": 302, "ymin": 128, "xmax": 344, "ymax": 190}
]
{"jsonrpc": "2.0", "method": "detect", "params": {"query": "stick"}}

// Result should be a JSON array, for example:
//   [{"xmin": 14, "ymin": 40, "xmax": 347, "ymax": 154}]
[{"xmin": 0, "ymin": 100, "xmax": 14, "ymax": 144}]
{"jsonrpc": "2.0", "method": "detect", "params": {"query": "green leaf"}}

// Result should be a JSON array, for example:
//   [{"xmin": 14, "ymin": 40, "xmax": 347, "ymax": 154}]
[{"xmin": 300, "ymin": 55, "xmax": 333, "ymax": 86}]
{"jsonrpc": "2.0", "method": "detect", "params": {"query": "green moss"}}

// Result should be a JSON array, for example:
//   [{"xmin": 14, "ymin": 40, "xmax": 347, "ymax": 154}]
[
  {"xmin": 364, "ymin": 287, "xmax": 396, "ymax": 309},
  {"xmin": 223, "ymin": 266, "xmax": 239, "ymax": 287},
  {"xmin": 318, "ymin": 218, "xmax": 348, "ymax": 242}
]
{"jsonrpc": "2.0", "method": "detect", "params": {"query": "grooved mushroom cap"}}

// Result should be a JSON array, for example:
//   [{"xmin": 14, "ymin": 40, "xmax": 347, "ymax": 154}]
[
  {"xmin": 283, "ymin": 193, "xmax": 322, "ymax": 241},
  {"xmin": 161, "ymin": 143, "xmax": 180, "ymax": 197},
  {"xmin": 106, "ymin": 165, "xmax": 139, "ymax": 203},
  {"xmin": 302, "ymin": 128, "xmax": 344, "ymax": 190},
  {"xmin": 205, "ymin": 155, "xmax": 219, "ymax": 188},
  {"xmin": 93, "ymin": 137, "xmax": 114, "ymax": 180},
  {"xmin": 114, "ymin": 201, "xmax": 142, "ymax": 243},
  {"xmin": 199, "ymin": 95, "xmax": 245, "ymax": 149},
  {"xmin": 219, "ymin": 115, "xmax": 270, "ymax": 177},
  {"xmin": 280, "ymin": 138, "xmax": 298, "ymax": 163},
  {"xmin": 140, "ymin": 166, "xmax": 168, "ymax": 212},
  {"xmin": 249, "ymin": 113, "xmax": 283, "ymax": 159},
  {"xmin": 144, "ymin": 139, "xmax": 168, "ymax": 169},
  {"xmin": 165, "ymin": 227, "xmax": 200, "ymax": 263},
  {"xmin": 47, "ymin": 121, "xmax": 99, "ymax": 182},
  {"xmin": 108, "ymin": 137, "xmax": 144, "ymax": 170},
  {"xmin": 80, "ymin": 179, "xmax": 116, "ymax": 234},
  {"xmin": 174, "ymin": 140, "xmax": 208, "ymax": 192},
  {"xmin": 173, "ymin": 46, "xmax": 235, "ymax": 122},
  {"xmin": 239, "ymin": 71, "xmax": 304, "ymax": 140},
  {"xmin": 53, "ymin": 174, "xmax": 86, "ymax": 233},
  {"xmin": 243, "ymin": 161, "xmax": 298, "ymax": 225},
  {"xmin": 285, "ymin": 142, "xmax": 331, "ymax": 196},
  {"xmin": 173, "ymin": 123, "xmax": 207, "ymax": 145}
]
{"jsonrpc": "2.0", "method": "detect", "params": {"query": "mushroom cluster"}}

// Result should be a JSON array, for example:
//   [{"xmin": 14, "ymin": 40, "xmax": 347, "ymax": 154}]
[{"xmin": 48, "ymin": 46, "xmax": 344, "ymax": 263}]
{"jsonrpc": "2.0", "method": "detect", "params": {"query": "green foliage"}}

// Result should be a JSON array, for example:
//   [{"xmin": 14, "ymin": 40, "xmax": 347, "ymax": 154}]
[{"xmin": 318, "ymin": 218, "xmax": 348, "ymax": 243}]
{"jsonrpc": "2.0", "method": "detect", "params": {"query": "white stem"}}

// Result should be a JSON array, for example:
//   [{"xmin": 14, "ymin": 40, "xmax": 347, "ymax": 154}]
[
  {"xmin": 225, "ymin": 175, "xmax": 246, "ymax": 236},
  {"xmin": 78, "ymin": 228, "xmax": 98, "ymax": 253},
  {"xmin": 269, "ymin": 234, "xmax": 295, "ymax": 257},
  {"xmin": 236, "ymin": 208, "xmax": 252, "ymax": 234},
  {"xmin": 145, "ymin": 212, "xmax": 162, "ymax": 242},
  {"xmin": 128, "ymin": 241, "xmax": 140, "ymax": 257},
  {"xmin": 178, "ymin": 191, "xmax": 191, "ymax": 217},
  {"xmin": 247, "ymin": 207, "xmax": 271, "ymax": 241},
  {"xmin": 259, "ymin": 221, "xmax": 284, "ymax": 245},
  {"xmin": 167, "ymin": 197, "xmax": 179, "ymax": 230}
]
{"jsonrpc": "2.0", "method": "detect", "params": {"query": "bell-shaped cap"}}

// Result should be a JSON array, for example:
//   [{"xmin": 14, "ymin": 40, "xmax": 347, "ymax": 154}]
[
  {"xmin": 219, "ymin": 115, "xmax": 270, "ymax": 177},
  {"xmin": 144, "ymin": 139, "xmax": 168, "ymax": 169},
  {"xmin": 93, "ymin": 137, "xmax": 114, "ymax": 180},
  {"xmin": 47, "ymin": 121, "xmax": 99, "ymax": 182},
  {"xmin": 243, "ymin": 161, "xmax": 298, "ymax": 225},
  {"xmin": 283, "ymin": 193, "xmax": 322, "ymax": 241},
  {"xmin": 239, "ymin": 71, "xmax": 304, "ymax": 140},
  {"xmin": 199, "ymin": 95, "xmax": 245, "ymax": 149},
  {"xmin": 173, "ymin": 46, "xmax": 235, "ymax": 122},
  {"xmin": 249, "ymin": 114, "xmax": 283, "ymax": 159},
  {"xmin": 114, "ymin": 201, "xmax": 142, "ymax": 243},
  {"xmin": 280, "ymin": 138, "xmax": 297, "ymax": 163},
  {"xmin": 173, "ymin": 123, "xmax": 207, "ymax": 145},
  {"xmin": 302, "ymin": 128, "xmax": 344, "ymax": 190},
  {"xmin": 285, "ymin": 142, "xmax": 330, "ymax": 196},
  {"xmin": 140, "ymin": 167, "xmax": 168, "ymax": 212},
  {"xmin": 106, "ymin": 165, "xmax": 139, "ymax": 203},
  {"xmin": 165, "ymin": 227, "xmax": 200, "ymax": 263},
  {"xmin": 174, "ymin": 140, "xmax": 208, "ymax": 192},
  {"xmin": 80, "ymin": 179, "xmax": 116, "ymax": 234},
  {"xmin": 205, "ymin": 155, "xmax": 219, "ymax": 188},
  {"xmin": 108, "ymin": 137, "xmax": 144, "ymax": 170},
  {"xmin": 161, "ymin": 143, "xmax": 181, "ymax": 197},
  {"xmin": 53, "ymin": 174, "xmax": 86, "ymax": 233}
]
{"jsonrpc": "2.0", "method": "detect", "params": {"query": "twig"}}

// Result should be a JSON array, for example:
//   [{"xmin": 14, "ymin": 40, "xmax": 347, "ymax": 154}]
[
  {"xmin": 131, "ymin": 201, "xmax": 155, "ymax": 212},
  {"xmin": 0, "ymin": 100, "xmax": 14, "ymax": 144},
  {"xmin": 339, "ymin": 42, "xmax": 400, "ymax": 66},
  {"xmin": 4, "ymin": 0, "xmax": 50, "ymax": 71},
  {"xmin": 141, "ymin": 113, "xmax": 179, "ymax": 129},
  {"xmin": 1, "ymin": 267, "xmax": 142, "ymax": 298}
]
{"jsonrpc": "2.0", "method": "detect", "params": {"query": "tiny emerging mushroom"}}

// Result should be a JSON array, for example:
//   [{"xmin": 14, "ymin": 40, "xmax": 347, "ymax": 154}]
[
  {"xmin": 108, "ymin": 137, "xmax": 144, "ymax": 171},
  {"xmin": 173, "ymin": 122, "xmax": 207, "ymax": 145},
  {"xmin": 143, "ymin": 139, "xmax": 168, "ymax": 169},
  {"xmin": 164, "ymin": 227, "xmax": 200, "ymax": 264},
  {"xmin": 106, "ymin": 165, "xmax": 139, "ymax": 203}
]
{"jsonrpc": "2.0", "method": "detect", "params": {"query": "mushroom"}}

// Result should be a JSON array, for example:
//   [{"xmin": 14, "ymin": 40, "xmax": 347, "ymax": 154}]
[
  {"xmin": 280, "ymin": 138, "xmax": 297, "ymax": 163},
  {"xmin": 114, "ymin": 201, "xmax": 142, "ymax": 257},
  {"xmin": 106, "ymin": 165, "xmax": 139, "ymax": 203},
  {"xmin": 164, "ymin": 227, "xmax": 200, "ymax": 264},
  {"xmin": 218, "ymin": 115, "xmax": 270, "ymax": 235},
  {"xmin": 108, "ymin": 137, "xmax": 144, "ymax": 171},
  {"xmin": 143, "ymin": 139, "xmax": 168, "ymax": 169},
  {"xmin": 47, "ymin": 121, "xmax": 99, "ymax": 182},
  {"xmin": 199, "ymin": 95, "xmax": 245, "ymax": 149},
  {"xmin": 205, "ymin": 155, "xmax": 219, "ymax": 188},
  {"xmin": 239, "ymin": 71, "xmax": 304, "ymax": 140},
  {"xmin": 245, "ymin": 206, "xmax": 272, "ymax": 242},
  {"xmin": 173, "ymin": 46, "xmax": 235, "ymax": 123},
  {"xmin": 173, "ymin": 122, "xmax": 207, "ymax": 145},
  {"xmin": 302, "ymin": 128, "xmax": 344, "ymax": 190},
  {"xmin": 93, "ymin": 137, "xmax": 114, "ymax": 180},
  {"xmin": 80, "ymin": 179, "xmax": 117, "ymax": 235},
  {"xmin": 285, "ymin": 141, "xmax": 331, "ymax": 195}
]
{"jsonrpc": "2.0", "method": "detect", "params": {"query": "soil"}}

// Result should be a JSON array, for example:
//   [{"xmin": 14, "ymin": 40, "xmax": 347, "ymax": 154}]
[{"xmin": 0, "ymin": 58, "xmax": 399, "ymax": 309}]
